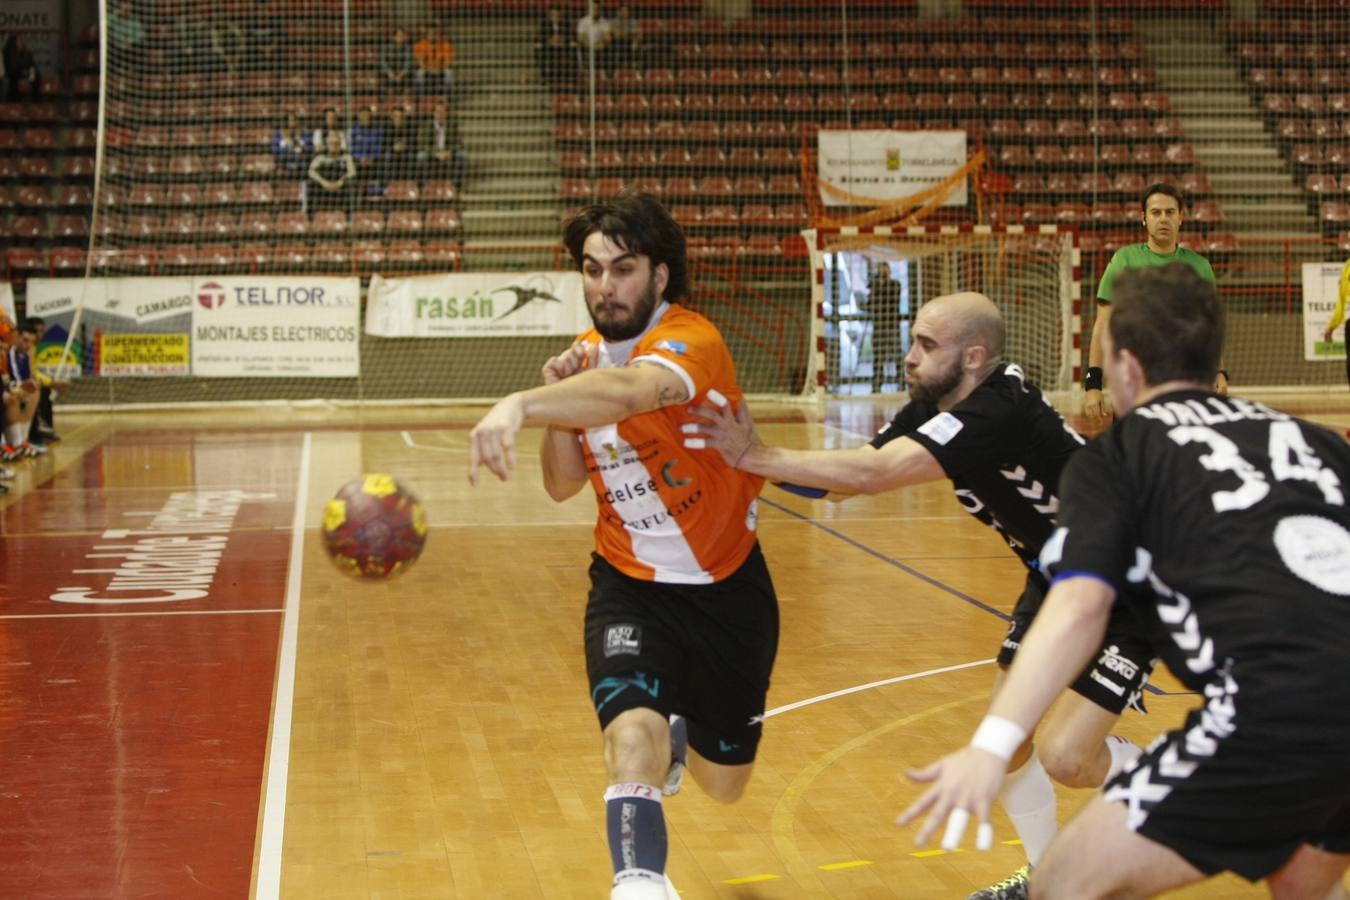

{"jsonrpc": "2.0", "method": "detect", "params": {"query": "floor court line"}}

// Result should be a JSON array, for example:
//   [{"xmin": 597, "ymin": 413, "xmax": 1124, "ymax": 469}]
[
  {"xmin": 0, "ymin": 608, "xmax": 284, "ymax": 620},
  {"xmin": 764, "ymin": 658, "xmax": 996, "ymax": 719},
  {"xmin": 253, "ymin": 431, "xmax": 311, "ymax": 900}
]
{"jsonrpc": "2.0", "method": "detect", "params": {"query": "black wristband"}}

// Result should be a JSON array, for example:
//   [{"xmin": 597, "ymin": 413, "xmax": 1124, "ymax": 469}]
[{"xmin": 1083, "ymin": 366, "xmax": 1103, "ymax": 391}]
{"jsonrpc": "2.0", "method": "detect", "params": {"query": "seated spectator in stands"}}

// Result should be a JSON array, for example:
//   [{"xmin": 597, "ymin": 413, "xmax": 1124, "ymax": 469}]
[
  {"xmin": 575, "ymin": 0, "xmax": 612, "ymax": 69},
  {"xmin": 381, "ymin": 27, "xmax": 414, "ymax": 94},
  {"xmin": 24, "ymin": 316, "xmax": 64, "ymax": 445},
  {"xmin": 383, "ymin": 105, "xmax": 416, "ymax": 180},
  {"xmin": 246, "ymin": 0, "xmax": 280, "ymax": 73},
  {"xmin": 418, "ymin": 100, "xmax": 467, "ymax": 190},
  {"xmin": 208, "ymin": 13, "xmax": 245, "ymax": 74},
  {"xmin": 308, "ymin": 131, "xmax": 357, "ymax": 211},
  {"xmin": 312, "ymin": 106, "xmax": 348, "ymax": 152},
  {"xmin": 536, "ymin": 6, "xmax": 575, "ymax": 87},
  {"xmin": 1, "ymin": 320, "xmax": 46, "ymax": 460},
  {"xmin": 607, "ymin": 5, "xmax": 642, "ymax": 71},
  {"xmin": 2, "ymin": 32, "xmax": 39, "ymax": 100},
  {"xmin": 413, "ymin": 24, "xmax": 455, "ymax": 102},
  {"xmin": 349, "ymin": 105, "xmax": 384, "ymax": 193},
  {"xmin": 272, "ymin": 113, "xmax": 311, "ymax": 177},
  {"xmin": 106, "ymin": 0, "xmax": 146, "ymax": 71}
]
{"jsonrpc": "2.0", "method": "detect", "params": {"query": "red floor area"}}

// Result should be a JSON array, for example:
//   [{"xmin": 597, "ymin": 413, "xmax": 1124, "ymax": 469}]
[{"xmin": 0, "ymin": 432, "xmax": 298, "ymax": 899}]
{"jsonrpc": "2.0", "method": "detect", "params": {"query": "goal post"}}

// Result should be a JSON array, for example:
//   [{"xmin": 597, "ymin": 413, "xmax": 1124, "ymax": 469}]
[{"xmin": 803, "ymin": 224, "xmax": 1081, "ymax": 399}]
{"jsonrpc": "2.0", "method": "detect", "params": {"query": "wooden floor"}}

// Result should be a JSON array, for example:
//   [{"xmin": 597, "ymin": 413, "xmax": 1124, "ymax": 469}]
[{"xmin": 1, "ymin": 391, "xmax": 1347, "ymax": 899}]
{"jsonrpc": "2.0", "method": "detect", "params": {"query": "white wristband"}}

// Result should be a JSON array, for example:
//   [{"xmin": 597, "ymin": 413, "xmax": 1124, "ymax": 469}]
[{"xmin": 969, "ymin": 715, "xmax": 1027, "ymax": 762}]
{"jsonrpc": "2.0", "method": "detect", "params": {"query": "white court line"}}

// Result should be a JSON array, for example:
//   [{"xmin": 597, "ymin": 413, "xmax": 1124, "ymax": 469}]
[
  {"xmin": 254, "ymin": 431, "xmax": 311, "ymax": 900},
  {"xmin": 764, "ymin": 658, "xmax": 996, "ymax": 719},
  {"xmin": 402, "ymin": 430, "xmax": 456, "ymax": 452},
  {"xmin": 0, "ymin": 608, "xmax": 284, "ymax": 621}
]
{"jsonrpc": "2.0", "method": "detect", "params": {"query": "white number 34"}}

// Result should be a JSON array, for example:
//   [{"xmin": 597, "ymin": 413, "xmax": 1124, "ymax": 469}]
[{"xmin": 1169, "ymin": 422, "xmax": 1345, "ymax": 512}]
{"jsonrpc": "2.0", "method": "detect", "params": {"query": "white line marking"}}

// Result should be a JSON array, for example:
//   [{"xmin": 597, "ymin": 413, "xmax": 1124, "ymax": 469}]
[
  {"xmin": 0, "ymin": 609, "xmax": 284, "ymax": 621},
  {"xmin": 763, "ymin": 659, "xmax": 996, "ymax": 719},
  {"xmin": 255, "ymin": 431, "xmax": 310, "ymax": 900},
  {"xmin": 402, "ymin": 429, "xmax": 456, "ymax": 452}
]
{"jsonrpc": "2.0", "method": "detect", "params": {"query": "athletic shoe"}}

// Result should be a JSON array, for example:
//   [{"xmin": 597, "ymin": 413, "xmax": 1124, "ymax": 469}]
[
  {"xmin": 1, "ymin": 444, "xmax": 20, "ymax": 462},
  {"xmin": 20, "ymin": 442, "xmax": 46, "ymax": 457},
  {"xmin": 663, "ymin": 714, "xmax": 688, "ymax": 796},
  {"xmin": 966, "ymin": 864, "xmax": 1031, "ymax": 900}
]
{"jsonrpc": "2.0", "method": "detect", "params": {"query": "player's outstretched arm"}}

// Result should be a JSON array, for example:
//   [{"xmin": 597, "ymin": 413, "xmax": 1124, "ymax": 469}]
[
  {"xmin": 469, "ymin": 362, "xmax": 689, "ymax": 485},
  {"xmin": 685, "ymin": 397, "xmax": 946, "ymax": 494},
  {"xmin": 898, "ymin": 576, "xmax": 1114, "ymax": 851}
]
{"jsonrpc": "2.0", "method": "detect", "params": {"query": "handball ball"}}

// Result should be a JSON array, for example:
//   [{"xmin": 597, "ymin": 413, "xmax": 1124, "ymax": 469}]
[{"xmin": 322, "ymin": 475, "xmax": 427, "ymax": 578}]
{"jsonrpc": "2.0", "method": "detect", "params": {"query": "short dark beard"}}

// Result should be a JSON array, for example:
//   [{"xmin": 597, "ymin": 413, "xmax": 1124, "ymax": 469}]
[
  {"xmin": 590, "ymin": 276, "xmax": 660, "ymax": 342},
  {"xmin": 907, "ymin": 358, "xmax": 964, "ymax": 405}
]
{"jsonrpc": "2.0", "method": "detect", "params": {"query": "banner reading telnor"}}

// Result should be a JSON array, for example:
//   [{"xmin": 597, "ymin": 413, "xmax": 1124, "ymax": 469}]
[{"xmin": 365, "ymin": 271, "xmax": 588, "ymax": 337}]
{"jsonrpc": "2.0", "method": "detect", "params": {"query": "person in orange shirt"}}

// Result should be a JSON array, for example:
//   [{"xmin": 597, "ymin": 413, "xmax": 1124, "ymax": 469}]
[
  {"xmin": 412, "ymin": 23, "xmax": 455, "ymax": 102},
  {"xmin": 468, "ymin": 192, "xmax": 780, "ymax": 900}
]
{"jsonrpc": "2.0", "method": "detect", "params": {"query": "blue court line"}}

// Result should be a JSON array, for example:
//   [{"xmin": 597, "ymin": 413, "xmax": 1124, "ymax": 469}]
[{"xmin": 760, "ymin": 494, "xmax": 1183, "ymax": 697}]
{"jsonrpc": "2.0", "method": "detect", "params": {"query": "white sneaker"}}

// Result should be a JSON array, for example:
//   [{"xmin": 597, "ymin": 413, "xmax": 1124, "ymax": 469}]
[{"xmin": 663, "ymin": 715, "xmax": 687, "ymax": 796}]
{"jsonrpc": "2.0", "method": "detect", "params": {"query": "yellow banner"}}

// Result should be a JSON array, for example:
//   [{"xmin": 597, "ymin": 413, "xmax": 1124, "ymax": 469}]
[{"xmin": 99, "ymin": 334, "xmax": 191, "ymax": 376}]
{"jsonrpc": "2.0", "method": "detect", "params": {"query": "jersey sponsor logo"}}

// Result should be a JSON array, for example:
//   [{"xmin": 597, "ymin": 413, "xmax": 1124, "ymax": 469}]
[
  {"xmin": 1098, "ymin": 644, "xmax": 1141, "ymax": 681},
  {"xmin": 1273, "ymin": 515, "xmax": 1350, "ymax": 596},
  {"xmin": 917, "ymin": 411, "xmax": 964, "ymax": 445},
  {"xmin": 603, "ymin": 624, "xmax": 643, "ymax": 657},
  {"xmin": 661, "ymin": 458, "xmax": 691, "ymax": 488},
  {"xmin": 603, "ymin": 489, "xmax": 705, "ymax": 533},
  {"xmin": 603, "ymin": 477, "xmax": 661, "ymax": 505},
  {"xmin": 653, "ymin": 339, "xmax": 686, "ymax": 355}
]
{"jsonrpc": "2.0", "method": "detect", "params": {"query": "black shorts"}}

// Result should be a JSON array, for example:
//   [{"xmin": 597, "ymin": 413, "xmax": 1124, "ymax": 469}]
[
  {"xmin": 583, "ymin": 543, "xmax": 779, "ymax": 766},
  {"xmin": 997, "ymin": 572, "xmax": 1155, "ymax": 715},
  {"xmin": 1104, "ymin": 672, "xmax": 1350, "ymax": 881}
]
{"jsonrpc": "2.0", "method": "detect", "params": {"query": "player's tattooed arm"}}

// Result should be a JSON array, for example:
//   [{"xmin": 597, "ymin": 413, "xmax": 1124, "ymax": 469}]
[{"xmin": 631, "ymin": 360, "xmax": 691, "ymax": 407}]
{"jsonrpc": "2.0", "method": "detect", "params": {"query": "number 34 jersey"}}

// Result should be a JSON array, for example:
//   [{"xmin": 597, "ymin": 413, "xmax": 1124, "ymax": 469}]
[{"xmin": 1046, "ymin": 389, "xmax": 1350, "ymax": 698}]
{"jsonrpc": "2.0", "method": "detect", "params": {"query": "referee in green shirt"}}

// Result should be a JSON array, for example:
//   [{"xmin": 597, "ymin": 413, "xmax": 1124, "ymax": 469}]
[{"xmin": 1083, "ymin": 182, "xmax": 1226, "ymax": 420}]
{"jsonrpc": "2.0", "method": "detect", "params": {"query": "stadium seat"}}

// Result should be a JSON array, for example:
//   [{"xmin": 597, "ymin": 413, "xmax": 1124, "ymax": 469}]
[
  {"xmin": 164, "ymin": 211, "xmax": 200, "ymax": 236},
  {"xmin": 124, "ymin": 213, "xmax": 160, "ymax": 238},
  {"xmin": 424, "ymin": 181, "xmax": 458, "ymax": 203},
  {"xmin": 312, "ymin": 211, "xmax": 348, "ymax": 236},
  {"xmin": 387, "ymin": 210, "xmax": 424, "ymax": 234},
  {"xmin": 239, "ymin": 212, "xmax": 275, "ymax": 237},
  {"xmin": 18, "ymin": 156, "xmax": 53, "ymax": 178},
  {"xmin": 425, "ymin": 209, "xmax": 461, "ymax": 233},
  {"xmin": 10, "ymin": 215, "xmax": 45, "ymax": 240},
  {"xmin": 15, "ymin": 185, "xmax": 52, "ymax": 209},
  {"xmin": 50, "ymin": 249, "xmax": 87, "ymax": 273},
  {"xmin": 387, "ymin": 240, "xmax": 425, "ymax": 266},
  {"xmin": 1307, "ymin": 173, "xmax": 1339, "ymax": 195},
  {"xmin": 352, "ymin": 211, "xmax": 386, "ymax": 236},
  {"xmin": 201, "ymin": 212, "xmax": 238, "ymax": 237}
]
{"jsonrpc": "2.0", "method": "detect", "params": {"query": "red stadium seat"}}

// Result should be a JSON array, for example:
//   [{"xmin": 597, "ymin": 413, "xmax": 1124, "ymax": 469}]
[
  {"xmin": 201, "ymin": 211, "xmax": 238, "ymax": 237},
  {"xmin": 164, "ymin": 211, "xmax": 200, "ymax": 236},
  {"xmin": 352, "ymin": 211, "xmax": 386, "ymax": 236},
  {"xmin": 424, "ymin": 181, "xmax": 458, "ymax": 203},
  {"xmin": 388, "ymin": 210, "xmax": 424, "ymax": 234},
  {"xmin": 425, "ymin": 209, "xmax": 461, "ymax": 234}
]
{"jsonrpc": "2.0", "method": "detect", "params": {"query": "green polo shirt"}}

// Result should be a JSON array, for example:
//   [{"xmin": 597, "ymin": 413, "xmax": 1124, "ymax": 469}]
[{"xmin": 1097, "ymin": 243, "xmax": 1216, "ymax": 303}]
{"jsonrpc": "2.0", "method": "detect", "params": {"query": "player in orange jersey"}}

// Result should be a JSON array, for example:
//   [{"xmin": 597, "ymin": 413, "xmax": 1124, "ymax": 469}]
[{"xmin": 468, "ymin": 192, "xmax": 779, "ymax": 900}]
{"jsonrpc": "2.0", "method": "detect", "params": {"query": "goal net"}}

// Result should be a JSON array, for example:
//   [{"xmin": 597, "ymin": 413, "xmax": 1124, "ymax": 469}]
[{"xmin": 804, "ymin": 225, "xmax": 1079, "ymax": 397}]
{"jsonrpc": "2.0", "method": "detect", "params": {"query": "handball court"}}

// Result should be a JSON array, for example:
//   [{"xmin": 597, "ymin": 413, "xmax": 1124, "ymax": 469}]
[{"xmin": 0, "ymin": 394, "xmax": 1347, "ymax": 900}]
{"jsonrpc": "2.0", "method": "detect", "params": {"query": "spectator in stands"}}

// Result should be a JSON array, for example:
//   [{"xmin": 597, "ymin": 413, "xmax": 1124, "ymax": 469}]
[
  {"xmin": 536, "ymin": 6, "xmax": 575, "ymax": 87},
  {"xmin": 413, "ymin": 24, "xmax": 455, "ymax": 103},
  {"xmin": 575, "ymin": 0, "xmax": 612, "ymax": 69},
  {"xmin": 208, "ymin": 12, "xmax": 245, "ymax": 74},
  {"xmin": 383, "ymin": 105, "xmax": 416, "ymax": 181},
  {"xmin": 106, "ymin": 1, "xmax": 146, "ymax": 72},
  {"xmin": 246, "ymin": 0, "xmax": 280, "ymax": 73},
  {"xmin": 607, "ymin": 6, "xmax": 642, "ymax": 72},
  {"xmin": 308, "ymin": 131, "xmax": 357, "ymax": 212},
  {"xmin": 3, "ymin": 32, "xmax": 39, "ymax": 100},
  {"xmin": 418, "ymin": 100, "xmax": 467, "ymax": 190},
  {"xmin": 272, "ymin": 112, "xmax": 311, "ymax": 178},
  {"xmin": 23, "ymin": 317, "xmax": 63, "ymax": 444},
  {"xmin": 380, "ymin": 27, "xmax": 414, "ymax": 95},
  {"xmin": 349, "ymin": 105, "xmax": 384, "ymax": 194},
  {"xmin": 311, "ymin": 106, "xmax": 348, "ymax": 152}
]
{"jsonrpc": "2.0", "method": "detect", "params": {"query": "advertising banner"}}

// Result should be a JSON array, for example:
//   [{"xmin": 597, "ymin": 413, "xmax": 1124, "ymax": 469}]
[
  {"xmin": 1301, "ymin": 262, "xmax": 1347, "ymax": 362},
  {"xmin": 365, "ymin": 271, "xmax": 588, "ymax": 337},
  {"xmin": 816, "ymin": 130, "xmax": 968, "ymax": 207},
  {"xmin": 191, "ymin": 277, "xmax": 360, "ymax": 377},
  {"xmin": 99, "ymin": 334, "xmax": 191, "ymax": 376}
]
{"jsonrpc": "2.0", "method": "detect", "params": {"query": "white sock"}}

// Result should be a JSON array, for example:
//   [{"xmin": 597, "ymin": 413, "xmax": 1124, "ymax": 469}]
[
  {"xmin": 611, "ymin": 878, "xmax": 669, "ymax": 900},
  {"xmin": 1104, "ymin": 735, "xmax": 1143, "ymax": 782},
  {"xmin": 998, "ymin": 749, "xmax": 1058, "ymax": 866}
]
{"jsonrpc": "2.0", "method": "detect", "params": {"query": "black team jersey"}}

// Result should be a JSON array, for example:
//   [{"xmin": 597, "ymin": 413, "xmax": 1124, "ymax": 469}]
[
  {"xmin": 1045, "ymin": 389, "xmax": 1350, "ymax": 703},
  {"xmin": 870, "ymin": 363, "xmax": 1085, "ymax": 574}
]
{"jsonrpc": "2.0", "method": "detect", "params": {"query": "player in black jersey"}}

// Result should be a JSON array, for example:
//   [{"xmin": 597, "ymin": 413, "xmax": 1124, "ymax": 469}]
[
  {"xmin": 902, "ymin": 264, "xmax": 1350, "ymax": 899},
  {"xmin": 685, "ymin": 291, "xmax": 1155, "ymax": 899}
]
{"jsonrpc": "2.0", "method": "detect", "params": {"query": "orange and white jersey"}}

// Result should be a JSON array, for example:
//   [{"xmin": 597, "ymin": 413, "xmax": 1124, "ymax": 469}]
[{"xmin": 577, "ymin": 303, "xmax": 764, "ymax": 584}]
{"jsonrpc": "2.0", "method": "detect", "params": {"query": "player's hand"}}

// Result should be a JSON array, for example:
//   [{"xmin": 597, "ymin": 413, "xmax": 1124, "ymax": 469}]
[
  {"xmin": 1213, "ymin": 371, "xmax": 1229, "ymax": 396},
  {"xmin": 682, "ymin": 392, "xmax": 759, "ymax": 468},
  {"xmin": 1082, "ymin": 388, "xmax": 1109, "ymax": 421},
  {"xmin": 542, "ymin": 339, "xmax": 597, "ymax": 386},
  {"xmin": 1326, "ymin": 327, "xmax": 1336, "ymax": 344},
  {"xmin": 467, "ymin": 395, "xmax": 525, "ymax": 485},
  {"xmin": 897, "ymin": 746, "xmax": 1007, "ymax": 852}
]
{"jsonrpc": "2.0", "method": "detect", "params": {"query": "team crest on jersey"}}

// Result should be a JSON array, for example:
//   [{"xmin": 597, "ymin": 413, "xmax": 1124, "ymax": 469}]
[
  {"xmin": 601, "ymin": 442, "xmax": 621, "ymax": 462},
  {"xmin": 604, "ymin": 624, "xmax": 643, "ymax": 657}
]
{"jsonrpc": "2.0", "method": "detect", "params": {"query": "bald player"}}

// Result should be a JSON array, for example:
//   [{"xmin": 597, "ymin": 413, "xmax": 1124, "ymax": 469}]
[{"xmin": 686, "ymin": 292, "xmax": 1156, "ymax": 900}]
